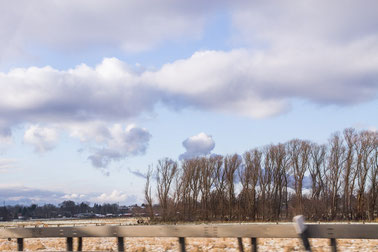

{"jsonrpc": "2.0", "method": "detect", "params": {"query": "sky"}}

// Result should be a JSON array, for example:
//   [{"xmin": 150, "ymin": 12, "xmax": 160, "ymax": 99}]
[{"xmin": 0, "ymin": 0, "xmax": 377, "ymax": 206}]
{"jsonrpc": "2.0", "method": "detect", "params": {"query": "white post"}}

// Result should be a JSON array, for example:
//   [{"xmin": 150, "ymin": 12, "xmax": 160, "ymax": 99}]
[{"xmin": 293, "ymin": 215, "xmax": 311, "ymax": 252}]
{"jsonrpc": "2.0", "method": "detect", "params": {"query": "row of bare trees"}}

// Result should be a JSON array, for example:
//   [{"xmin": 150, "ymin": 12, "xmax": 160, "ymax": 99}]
[{"xmin": 145, "ymin": 128, "xmax": 377, "ymax": 222}]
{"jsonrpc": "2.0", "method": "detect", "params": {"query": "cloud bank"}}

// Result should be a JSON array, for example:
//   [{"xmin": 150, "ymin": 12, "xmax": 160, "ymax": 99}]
[
  {"xmin": 0, "ymin": 0, "xmax": 220, "ymax": 60},
  {"xmin": 0, "ymin": 0, "xmax": 378, "ymax": 170},
  {"xmin": 1, "ymin": 47, "xmax": 377, "ymax": 133},
  {"xmin": 0, "ymin": 185, "xmax": 138, "ymax": 205},
  {"xmin": 0, "ymin": 185, "xmax": 65, "ymax": 205}
]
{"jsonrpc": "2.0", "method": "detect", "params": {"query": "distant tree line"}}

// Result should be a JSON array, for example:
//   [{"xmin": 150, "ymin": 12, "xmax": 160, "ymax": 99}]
[
  {"xmin": 0, "ymin": 201, "xmax": 144, "ymax": 221},
  {"xmin": 145, "ymin": 128, "xmax": 377, "ymax": 222}
]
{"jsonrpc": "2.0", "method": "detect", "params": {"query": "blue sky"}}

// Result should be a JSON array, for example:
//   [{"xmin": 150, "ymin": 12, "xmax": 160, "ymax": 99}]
[{"xmin": 0, "ymin": 0, "xmax": 377, "ymax": 206}]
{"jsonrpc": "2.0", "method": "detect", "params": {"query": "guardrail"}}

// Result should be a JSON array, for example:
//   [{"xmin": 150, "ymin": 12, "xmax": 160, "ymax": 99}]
[{"xmin": 1, "ymin": 217, "xmax": 377, "ymax": 251}]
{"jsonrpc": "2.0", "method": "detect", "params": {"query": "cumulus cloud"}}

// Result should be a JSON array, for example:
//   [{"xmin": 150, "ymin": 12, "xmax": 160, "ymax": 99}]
[
  {"xmin": 1, "ymin": 45, "xmax": 377, "ymax": 133},
  {"xmin": 0, "ymin": 58, "xmax": 160, "ymax": 126},
  {"xmin": 149, "ymin": 46, "xmax": 378, "ymax": 114},
  {"xmin": 85, "ymin": 124, "xmax": 151, "ymax": 169},
  {"xmin": 24, "ymin": 125, "xmax": 58, "ymax": 152},
  {"xmin": 20, "ymin": 120, "xmax": 152, "ymax": 171},
  {"xmin": 66, "ymin": 121, "xmax": 113, "ymax": 143},
  {"xmin": 146, "ymin": 50, "xmax": 290, "ymax": 117},
  {"xmin": 19, "ymin": 121, "xmax": 152, "ymax": 171},
  {"xmin": 92, "ymin": 190, "xmax": 136, "ymax": 204},
  {"xmin": 179, "ymin": 132, "xmax": 215, "ymax": 160},
  {"xmin": 62, "ymin": 193, "xmax": 86, "ymax": 200}
]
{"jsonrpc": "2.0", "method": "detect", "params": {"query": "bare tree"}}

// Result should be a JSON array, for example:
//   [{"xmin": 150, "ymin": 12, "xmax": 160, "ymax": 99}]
[
  {"xmin": 177, "ymin": 159, "xmax": 193, "ymax": 220},
  {"xmin": 199, "ymin": 157, "xmax": 217, "ymax": 220},
  {"xmin": 240, "ymin": 150, "xmax": 255, "ymax": 220},
  {"xmin": 367, "ymin": 133, "xmax": 378, "ymax": 220},
  {"xmin": 309, "ymin": 143, "xmax": 327, "ymax": 219},
  {"xmin": 271, "ymin": 143, "xmax": 290, "ymax": 220},
  {"xmin": 243, "ymin": 148, "xmax": 262, "ymax": 220},
  {"xmin": 187, "ymin": 159, "xmax": 201, "ymax": 219},
  {"xmin": 259, "ymin": 144, "xmax": 290, "ymax": 220},
  {"xmin": 147, "ymin": 127, "xmax": 376, "ymax": 222},
  {"xmin": 224, "ymin": 154, "xmax": 241, "ymax": 220},
  {"xmin": 288, "ymin": 139, "xmax": 311, "ymax": 214},
  {"xmin": 156, "ymin": 158, "xmax": 178, "ymax": 221},
  {"xmin": 259, "ymin": 146, "xmax": 273, "ymax": 220},
  {"xmin": 342, "ymin": 128, "xmax": 357, "ymax": 219},
  {"xmin": 212, "ymin": 155, "xmax": 226, "ymax": 219},
  {"xmin": 355, "ymin": 131, "xmax": 376, "ymax": 219},
  {"xmin": 172, "ymin": 167, "xmax": 185, "ymax": 221},
  {"xmin": 144, "ymin": 166, "xmax": 154, "ymax": 220},
  {"xmin": 327, "ymin": 133, "xmax": 346, "ymax": 219}
]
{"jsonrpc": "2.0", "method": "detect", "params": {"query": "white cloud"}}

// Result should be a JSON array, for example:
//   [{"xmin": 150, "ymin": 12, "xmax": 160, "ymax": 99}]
[
  {"xmin": 145, "ymin": 49, "xmax": 289, "ymax": 118},
  {"xmin": 22, "ymin": 121, "xmax": 152, "ymax": 171},
  {"xmin": 0, "ymin": 58, "xmax": 161, "ymax": 127},
  {"xmin": 231, "ymin": 0, "xmax": 378, "ymax": 46},
  {"xmin": 0, "ymin": 1, "xmax": 377, "ymax": 131},
  {"xmin": 227, "ymin": 0, "xmax": 378, "ymax": 105},
  {"xmin": 29, "ymin": 121, "xmax": 152, "ymax": 170},
  {"xmin": 0, "ymin": 185, "xmax": 66, "ymax": 205},
  {"xmin": 0, "ymin": 0, "xmax": 377, "ymax": 170},
  {"xmin": 85, "ymin": 124, "xmax": 151, "ymax": 169},
  {"xmin": 24, "ymin": 125, "xmax": 58, "ymax": 152},
  {"xmin": 0, "ymin": 185, "xmax": 140, "ymax": 205},
  {"xmin": 179, "ymin": 132, "xmax": 215, "ymax": 160},
  {"xmin": 2, "ymin": 0, "xmax": 376, "ymax": 63},
  {"xmin": 1, "ymin": 43, "xmax": 376, "ymax": 134},
  {"xmin": 93, "ymin": 190, "xmax": 128, "ymax": 204},
  {"xmin": 62, "ymin": 193, "xmax": 86, "ymax": 200},
  {"xmin": 0, "ymin": 0, "xmax": 218, "ymax": 62},
  {"xmin": 66, "ymin": 121, "xmax": 112, "ymax": 143}
]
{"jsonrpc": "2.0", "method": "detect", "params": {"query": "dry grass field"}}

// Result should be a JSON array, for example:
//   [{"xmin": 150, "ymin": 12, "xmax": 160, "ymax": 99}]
[{"xmin": 1, "ymin": 219, "xmax": 377, "ymax": 251}]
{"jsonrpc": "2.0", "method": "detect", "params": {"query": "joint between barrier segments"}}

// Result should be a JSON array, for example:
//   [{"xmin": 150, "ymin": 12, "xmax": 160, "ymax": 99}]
[{"xmin": 293, "ymin": 215, "xmax": 312, "ymax": 252}]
